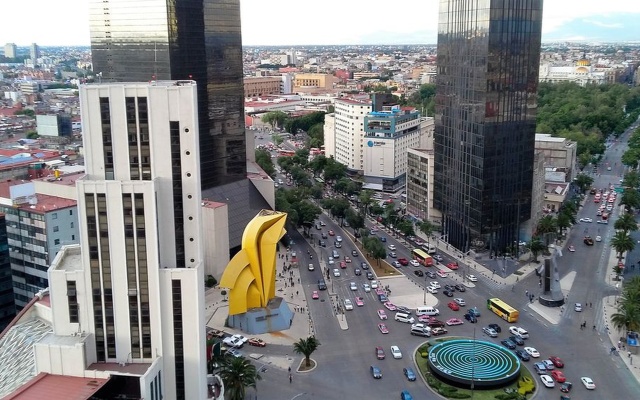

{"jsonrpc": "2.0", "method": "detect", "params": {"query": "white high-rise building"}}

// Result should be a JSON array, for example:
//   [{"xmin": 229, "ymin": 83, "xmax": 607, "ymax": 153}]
[
  {"xmin": 0, "ymin": 81, "xmax": 209, "ymax": 399},
  {"xmin": 324, "ymin": 98, "xmax": 372, "ymax": 172}
]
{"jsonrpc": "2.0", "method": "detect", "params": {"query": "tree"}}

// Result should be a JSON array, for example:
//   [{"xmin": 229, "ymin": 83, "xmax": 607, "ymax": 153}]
[
  {"xmin": 363, "ymin": 236, "xmax": 387, "ymax": 265},
  {"xmin": 614, "ymin": 213, "xmax": 638, "ymax": 235},
  {"xmin": 622, "ymin": 148, "xmax": 640, "ymax": 169},
  {"xmin": 262, "ymin": 111, "xmax": 287, "ymax": 129},
  {"xmin": 26, "ymin": 131, "xmax": 39, "ymax": 139},
  {"xmin": 345, "ymin": 209, "xmax": 365, "ymax": 238},
  {"xmin": 536, "ymin": 215, "xmax": 557, "ymax": 245},
  {"xmin": 358, "ymin": 190, "xmax": 375, "ymax": 216},
  {"xmin": 612, "ymin": 276, "xmax": 640, "ymax": 333},
  {"xmin": 611, "ymin": 231, "xmax": 635, "ymax": 280},
  {"xmin": 323, "ymin": 159, "xmax": 347, "ymax": 183},
  {"xmin": 556, "ymin": 212, "xmax": 572, "ymax": 238},
  {"xmin": 526, "ymin": 237, "xmax": 547, "ymax": 261},
  {"xmin": 574, "ymin": 173, "xmax": 594, "ymax": 193},
  {"xmin": 622, "ymin": 171, "xmax": 640, "ymax": 190},
  {"xmin": 417, "ymin": 221, "xmax": 437, "ymax": 246},
  {"xmin": 621, "ymin": 189, "xmax": 640, "ymax": 212},
  {"xmin": 255, "ymin": 148, "xmax": 276, "ymax": 177},
  {"xmin": 218, "ymin": 355, "xmax": 262, "ymax": 400},
  {"xmin": 396, "ymin": 219, "xmax": 415, "ymax": 237},
  {"xmin": 293, "ymin": 336, "xmax": 321, "ymax": 367}
]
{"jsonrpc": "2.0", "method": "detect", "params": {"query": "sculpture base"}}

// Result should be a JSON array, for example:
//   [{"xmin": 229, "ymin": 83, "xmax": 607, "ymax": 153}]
[
  {"xmin": 538, "ymin": 291, "xmax": 565, "ymax": 307},
  {"xmin": 227, "ymin": 297, "xmax": 294, "ymax": 335}
]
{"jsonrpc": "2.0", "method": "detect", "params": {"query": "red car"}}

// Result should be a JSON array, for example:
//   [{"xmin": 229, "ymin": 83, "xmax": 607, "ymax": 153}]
[
  {"xmin": 448, "ymin": 301, "xmax": 460, "ymax": 311},
  {"xmin": 328, "ymin": 230, "xmax": 335, "ymax": 236},
  {"xmin": 248, "ymin": 338, "xmax": 266, "ymax": 347},
  {"xmin": 447, "ymin": 262, "xmax": 459, "ymax": 270},
  {"xmin": 376, "ymin": 346, "xmax": 385, "ymax": 360},
  {"xmin": 551, "ymin": 370, "xmax": 566, "ymax": 383},
  {"xmin": 355, "ymin": 297, "xmax": 364, "ymax": 306},
  {"xmin": 340, "ymin": 261, "xmax": 347, "ymax": 269},
  {"xmin": 548, "ymin": 356, "xmax": 565, "ymax": 368},
  {"xmin": 397, "ymin": 258, "xmax": 409, "ymax": 266},
  {"xmin": 312, "ymin": 290, "xmax": 319, "ymax": 299},
  {"xmin": 378, "ymin": 323, "xmax": 389, "ymax": 334}
]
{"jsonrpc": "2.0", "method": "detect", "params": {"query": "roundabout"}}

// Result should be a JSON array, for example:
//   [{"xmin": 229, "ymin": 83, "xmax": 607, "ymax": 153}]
[{"xmin": 428, "ymin": 339, "xmax": 521, "ymax": 388}]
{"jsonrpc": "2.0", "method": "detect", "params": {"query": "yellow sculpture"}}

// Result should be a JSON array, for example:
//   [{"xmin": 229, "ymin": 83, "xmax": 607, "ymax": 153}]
[{"xmin": 220, "ymin": 210, "xmax": 287, "ymax": 315}]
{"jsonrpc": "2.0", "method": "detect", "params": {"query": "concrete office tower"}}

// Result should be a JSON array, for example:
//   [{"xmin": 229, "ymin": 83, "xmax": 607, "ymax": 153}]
[
  {"xmin": 434, "ymin": 0, "xmax": 543, "ymax": 253},
  {"xmin": 77, "ymin": 81, "xmax": 206, "ymax": 399},
  {"xmin": 3, "ymin": 43, "xmax": 17, "ymax": 59},
  {"xmin": 30, "ymin": 43, "xmax": 39, "ymax": 61},
  {"xmin": 89, "ymin": 0, "xmax": 246, "ymax": 190}
]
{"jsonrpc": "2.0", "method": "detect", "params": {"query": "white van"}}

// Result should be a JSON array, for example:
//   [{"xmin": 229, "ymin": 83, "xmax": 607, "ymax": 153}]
[
  {"xmin": 416, "ymin": 306, "xmax": 440, "ymax": 316},
  {"xmin": 509, "ymin": 326, "xmax": 529, "ymax": 339},
  {"xmin": 422, "ymin": 244, "xmax": 437, "ymax": 254},
  {"xmin": 394, "ymin": 312, "xmax": 415, "ymax": 324}
]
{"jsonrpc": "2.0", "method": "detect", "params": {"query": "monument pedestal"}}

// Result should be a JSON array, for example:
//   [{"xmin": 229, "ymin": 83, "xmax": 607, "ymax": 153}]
[
  {"xmin": 227, "ymin": 297, "xmax": 293, "ymax": 335},
  {"xmin": 537, "ymin": 247, "xmax": 565, "ymax": 308}
]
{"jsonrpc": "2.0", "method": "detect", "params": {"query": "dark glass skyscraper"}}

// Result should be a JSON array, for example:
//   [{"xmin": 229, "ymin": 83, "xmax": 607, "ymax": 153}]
[
  {"xmin": 89, "ymin": 0, "xmax": 246, "ymax": 189},
  {"xmin": 434, "ymin": 0, "xmax": 543, "ymax": 253}
]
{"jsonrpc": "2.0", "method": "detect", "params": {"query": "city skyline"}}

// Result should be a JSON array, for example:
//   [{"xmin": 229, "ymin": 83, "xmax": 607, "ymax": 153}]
[{"xmin": 1, "ymin": 0, "xmax": 640, "ymax": 47}]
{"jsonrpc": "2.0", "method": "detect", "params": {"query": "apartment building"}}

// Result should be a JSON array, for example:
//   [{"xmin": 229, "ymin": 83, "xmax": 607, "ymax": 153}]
[{"xmin": 244, "ymin": 76, "xmax": 282, "ymax": 98}]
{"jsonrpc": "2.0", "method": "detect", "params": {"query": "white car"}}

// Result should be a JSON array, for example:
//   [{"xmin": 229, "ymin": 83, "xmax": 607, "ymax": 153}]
[
  {"xmin": 363, "ymin": 283, "xmax": 371, "ymax": 292},
  {"xmin": 390, "ymin": 345, "xmax": 403, "ymax": 359},
  {"xmin": 388, "ymin": 244, "xmax": 397, "ymax": 251},
  {"xmin": 344, "ymin": 299, "xmax": 353, "ymax": 311},
  {"xmin": 349, "ymin": 282, "xmax": 357, "ymax": 291},
  {"xmin": 579, "ymin": 217, "xmax": 593, "ymax": 223},
  {"xmin": 524, "ymin": 347, "xmax": 540, "ymax": 358},
  {"xmin": 223, "ymin": 336, "xmax": 244, "ymax": 348},
  {"xmin": 574, "ymin": 303, "xmax": 583, "ymax": 312},
  {"xmin": 427, "ymin": 286, "xmax": 438, "ymax": 294},
  {"xmin": 336, "ymin": 235, "xmax": 343, "ymax": 242},
  {"xmin": 581, "ymin": 376, "xmax": 596, "ymax": 390},
  {"xmin": 595, "ymin": 235, "xmax": 602, "ymax": 242},
  {"xmin": 371, "ymin": 280, "xmax": 379, "ymax": 289},
  {"xmin": 466, "ymin": 274, "xmax": 478, "ymax": 282},
  {"xmin": 308, "ymin": 263, "xmax": 315, "ymax": 271},
  {"xmin": 454, "ymin": 298, "xmax": 466, "ymax": 306},
  {"xmin": 333, "ymin": 268, "xmax": 341, "ymax": 277},
  {"xmin": 429, "ymin": 281, "xmax": 441, "ymax": 289},
  {"xmin": 328, "ymin": 259, "xmax": 335, "ymax": 265},
  {"xmin": 410, "ymin": 260, "xmax": 420, "ymax": 267},
  {"xmin": 540, "ymin": 374, "xmax": 555, "ymax": 388}
]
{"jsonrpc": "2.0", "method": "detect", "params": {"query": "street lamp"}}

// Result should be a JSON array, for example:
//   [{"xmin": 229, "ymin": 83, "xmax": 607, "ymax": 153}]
[{"xmin": 423, "ymin": 275, "xmax": 427, "ymax": 305}]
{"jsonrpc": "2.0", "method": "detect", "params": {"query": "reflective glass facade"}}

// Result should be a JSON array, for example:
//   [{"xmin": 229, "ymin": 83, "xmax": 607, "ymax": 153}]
[
  {"xmin": 434, "ymin": 0, "xmax": 543, "ymax": 253},
  {"xmin": 89, "ymin": 0, "xmax": 246, "ymax": 189}
]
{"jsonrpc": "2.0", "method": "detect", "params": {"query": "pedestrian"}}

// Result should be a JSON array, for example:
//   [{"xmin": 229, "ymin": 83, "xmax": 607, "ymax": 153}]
[
  {"xmin": 590, "ymin": 302, "xmax": 592, "ymax": 308},
  {"xmin": 288, "ymin": 366, "xmax": 291, "ymax": 373},
  {"xmin": 285, "ymin": 282, "xmax": 287, "ymax": 288},
  {"xmin": 618, "ymin": 340, "xmax": 622, "ymax": 349},
  {"xmin": 289, "ymin": 373, "xmax": 292, "ymax": 383},
  {"xmin": 593, "ymin": 325, "xmax": 596, "ymax": 330},
  {"xmin": 629, "ymin": 351, "xmax": 632, "ymax": 359},
  {"xmin": 298, "ymin": 278, "xmax": 300, "ymax": 283},
  {"xmin": 525, "ymin": 290, "xmax": 529, "ymax": 297},
  {"xmin": 296, "ymin": 290, "xmax": 299, "ymax": 296},
  {"xmin": 632, "ymin": 355, "xmax": 634, "ymax": 365}
]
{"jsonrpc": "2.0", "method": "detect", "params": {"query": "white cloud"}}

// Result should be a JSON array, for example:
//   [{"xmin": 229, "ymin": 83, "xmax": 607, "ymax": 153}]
[{"xmin": 581, "ymin": 19, "xmax": 623, "ymax": 29}]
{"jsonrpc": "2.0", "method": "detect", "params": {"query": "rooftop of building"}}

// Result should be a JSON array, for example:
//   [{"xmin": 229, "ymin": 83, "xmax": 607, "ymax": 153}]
[
  {"xmin": 15, "ymin": 193, "xmax": 77, "ymax": 214},
  {"xmin": 3, "ymin": 373, "xmax": 109, "ymax": 400},
  {"xmin": 83, "ymin": 80, "xmax": 197, "ymax": 88},
  {"xmin": 51, "ymin": 244, "xmax": 83, "ymax": 272},
  {"xmin": 535, "ymin": 133, "xmax": 571, "ymax": 142},
  {"xmin": 33, "ymin": 169, "xmax": 85, "ymax": 186},
  {"xmin": 87, "ymin": 362, "xmax": 152, "ymax": 376},
  {"xmin": 0, "ymin": 148, "xmax": 64, "ymax": 168}
]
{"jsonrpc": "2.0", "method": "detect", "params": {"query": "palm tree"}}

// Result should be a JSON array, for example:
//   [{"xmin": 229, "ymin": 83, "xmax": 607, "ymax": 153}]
[
  {"xmin": 611, "ymin": 302, "xmax": 640, "ymax": 333},
  {"xmin": 611, "ymin": 231, "xmax": 635, "ymax": 262},
  {"xmin": 418, "ymin": 220, "xmax": 437, "ymax": 246},
  {"xmin": 556, "ymin": 213, "xmax": 572, "ymax": 238},
  {"xmin": 293, "ymin": 336, "xmax": 321, "ymax": 367},
  {"xmin": 622, "ymin": 170, "xmax": 640, "ymax": 190},
  {"xmin": 614, "ymin": 213, "xmax": 638, "ymax": 234},
  {"xmin": 218, "ymin": 355, "xmax": 262, "ymax": 400},
  {"xmin": 536, "ymin": 215, "xmax": 557, "ymax": 245},
  {"xmin": 526, "ymin": 237, "xmax": 547, "ymax": 261}
]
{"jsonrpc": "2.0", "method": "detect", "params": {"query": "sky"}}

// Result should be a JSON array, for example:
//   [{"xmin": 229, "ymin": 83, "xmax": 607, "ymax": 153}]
[{"xmin": 1, "ymin": 0, "xmax": 640, "ymax": 47}]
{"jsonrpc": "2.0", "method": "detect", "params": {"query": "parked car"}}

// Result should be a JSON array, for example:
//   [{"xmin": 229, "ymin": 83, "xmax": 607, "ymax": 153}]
[
  {"xmin": 540, "ymin": 374, "xmax": 555, "ymax": 388},
  {"xmin": 524, "ymin": 347, "xmax": 540, "ymax": 358},
  {"xmin": 248, "ymin": 338, "xmax": 266, "ymax": 347},
  {"xmin": 548, "ymin": 356, "xmax": 564, "ymax": 368},
  {"xmin": 488, "ymin": 323, "xmax": 501, "ymax": 333},
  {"xmin": 515, "ymin": 349, "xmax": 530, "ymax": 361},
  {"xmin": 501, "ymin": 338, "xmax": 516, "ymax": 349}
]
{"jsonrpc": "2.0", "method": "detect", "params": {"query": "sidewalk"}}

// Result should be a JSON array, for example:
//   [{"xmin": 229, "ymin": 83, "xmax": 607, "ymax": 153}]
[{"xmin": 603, "ymin": 296, "xmax": 640, "ymax": 381}]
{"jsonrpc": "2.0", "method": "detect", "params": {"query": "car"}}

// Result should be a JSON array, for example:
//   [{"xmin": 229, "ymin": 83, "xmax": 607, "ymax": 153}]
[
  {"xmin": 574, "ymin": 303, "xmax": 582, "ymax": 312},
  {"xmin": 333, "ymin": 269, "xmax": 341, "ymax": 277},
  {"xmin": 361, "ymin": 262, "xmax": 370, "ymax": 270},
  {"xmin": 580, "ymin": 377, "xmax": 595, "ymax": 389},
  {"xmin": 501, "ymin": 339, "xmax": 516, "ymax": 349},
  {"xmin": 383, "ymin": 302, "xmax": 397, "ymax": 311},
  {"xmin": 377, "ymin": 309, "xmax": 388, "ymax": 320},
  {"xmin": 433, "ymin": 254, "xmax": 443, "ymax": 262},
  {"xmin": 524, "ymin": 347, "xmax": 540, "ymax": 358},
  {"xmin": 378, "ymin": 293, "xmax": 388, "ymax": 302},
  {"xmin": 320, "ymin": 221, "xmax": 326, "ymax": 226},
  {"xmin": 454, "ymin": 284, "xmax": 466, "ymax": 292},
  {"xmin": 312, "ymin": 290, "xmax": 319, "ymax": 299},
  {"xmin": 444, "ymin": 284, "xmax": 456, "ymax": 292},
  {"xmin": 317, "ymin": 280, "xmax": 327, "ymax": 291},
  {"xmin": 426, "ymin": 286, "xmax": 438, "ymax": 294},
  {"xmin": 514, "ymin": 349, "xmax": 530, "ymax": 361},
  {"xmin": 436, "ymin": 270, "xmax": 448, "ymax": 278},
  {"xmin": 392, "ymin": 261, "xmax": 402, "ymax": 268},
  {"xmin": 443, "ymin": 290, "xmax": 454, "ymax": 297},
  {"xmin": 336, "ymin": 235, "xmax": 343, "ymax": 242},
  {"xmin": 580, "ymin": 217, "xmax": 593, "ymax": 223},
  {"xmin": 409, "ymin": 260, "xmax": 420, "ymax": 267},
  {"xmin": 508, "ymin": 326, "xmax": 528, "ymax": 338},
  {"xmin": 371, "ymin": 280, "xmax": 379, "ymax": 289},
  {"xmin": 370, "ymin": 365, "xmax": 383, "ymax": 379},
  {"xmin": 376, "ymin": 346, "xmax": 385, "ymax": 360},
  {"xmin": 379, "ymin": 236, "xmax": 387, "ymax": 242},
  {"xmin": 548, "ymin": 356, "xmax": 564, "ymax": 368},
  {"xmin": 446, "ymin": 318, "xmax": 464, "ymax": 326},
  {"xmin": 366, "ymin": 271, "xmax": 375, "ymax": 280},
  {"xmin": 354, "ymin": 268, "xmax": 362, "ymax": 276},
  {"xmin": 226, "ymin": 348, "xmax": 242, "ymax": 358},
  {"xmin": 424, "ymin": 318, "xmax": 446, "ymax": 327},
  {"xmin": 540, "ymin": 360, "xmax": 555, "ymax": 371},
  {"xmin": 448, "ymin": 301, "xmax": 460, "ymax": 311},
  {"xmin": 339, "ymin": 261, "xmax": 347, "ymax": 269},
  {"xmin": 375, "ymin": 287, "xmax": 386, "ymax": 296},
  {"xmin": 308, "ymin": 263, "xmax": 315, "ymax": 271},
  {"xmin": 468, "ymin": 307, "xmax": 481, "ymax": 317},
  {"xmin": 223, "ymin": 336, "xmax": 244, "ymax": 348},
  {"xmin": 400, "ymin": 390, "xmax": 413, "ymax": 400},
  {"xmin": 447, "ymin": 262, "xmax": 459, "ymax": 270},
  {"xmin": 583, "ymin": 236, "xmax": 594, "ymax": 245},
  {"xmin": 595, "ymin": 235, "xmax": 602, "ymax": 242},
  {"xmin": 231, "ymin": 334, "xmax": 248, "ymax": 344},
  {"xmin": 560, "ymin": 382, "xmax": 573, "ymax": 393},
  {"xmin": 335, "ymin": 241, "xmax": 342, "ymax": 249},
  {"xmin": 488, "ymin": 323, "xmax": 501, "ymax": 333},
  {"xmin": 398, "ymin": 257, "xmax": 409, "ymax": 266},
  {"xmin": 466, "ymin": 274, "xmax": 478, "ymax": 282},
  {"xmin": 483, "ymin": 326, "xmax": 498, "ymax": 337},
  {"xmin": 355, "ymin": 297, "xmax": 364, "ymax": 306},
  {"xmin": 509, "ymin": 335, "xmax": 524, "ymax": 346},
  {"xmin": 378, "ymin": 323, "xmax": 389, "ymax": 334},
  {"xmin": 403, "ymin": 367, "xmax": 417, "ymax": 381},
  {"xmin": 414, "ymin": 270, "xmax": 424, "ymax": 277},
  {"xmin": 388, "ymin": 252, "xmax": 397, "ymax": 258},
  {"xmin": 319, "ymin": 240, "xmax": 326, "ymax": 247},
  {"xmin": 328, "ymin": 230, "xmax": 335, "ymax": 236},
  {"xmin": 551, "ymin": 370, "xmax": 566, "ymax": 383},
  {"xmin": 321, "ymin": 232, "xmax": 328, "ymax": 239},
  {"xmin": 349, "ymin": 282, "xmax": 357, "ymax": 291},
  {"xmin": 345, "ymin": 256, "xmax": 352, "ymax": 263},
  {"xmin": 328, "ymin": 259, "xmax": 335, "ymax": 265},
  {"xmin": 534, "ymin": 362, "xmax": 548, "ymax": 374},
  {"xmin": 396, "ymin": 305, "xmax": 412, "ymax": 314},
  {"xmin": 431, "ymin": 327, "xmax": 448, "ymax": 336},
  {"xmin": 248, "ymin": 338, "xmax": 266, "ymax": 347},
  {"xmin": 452, "ymin": 298, "xmax": 465, "ymax": 307},
  {"xmin": 464, "ymin": 313, "xmax": 478, "ymax": 323},
  {"xmin": 597, "ymin": 219, "xmax": 608, "ymax": 224},
  {"xmin": 363, "ymin": 283, "xmax": 371, "ymax": 292},
  {"xmin": 388, "ymin": 244, "xmax": 397, "ymax": 251},
  {"xmin": 540, "ymin": 374, "xmax": 555, "ymax": 388},
  {"xmin": 390, "ymin": 345, "xmax": 403, "ymax": 359},
  {"xmin": 344, "ymin": 299, "xmax": 353, "ymax": 310}
]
